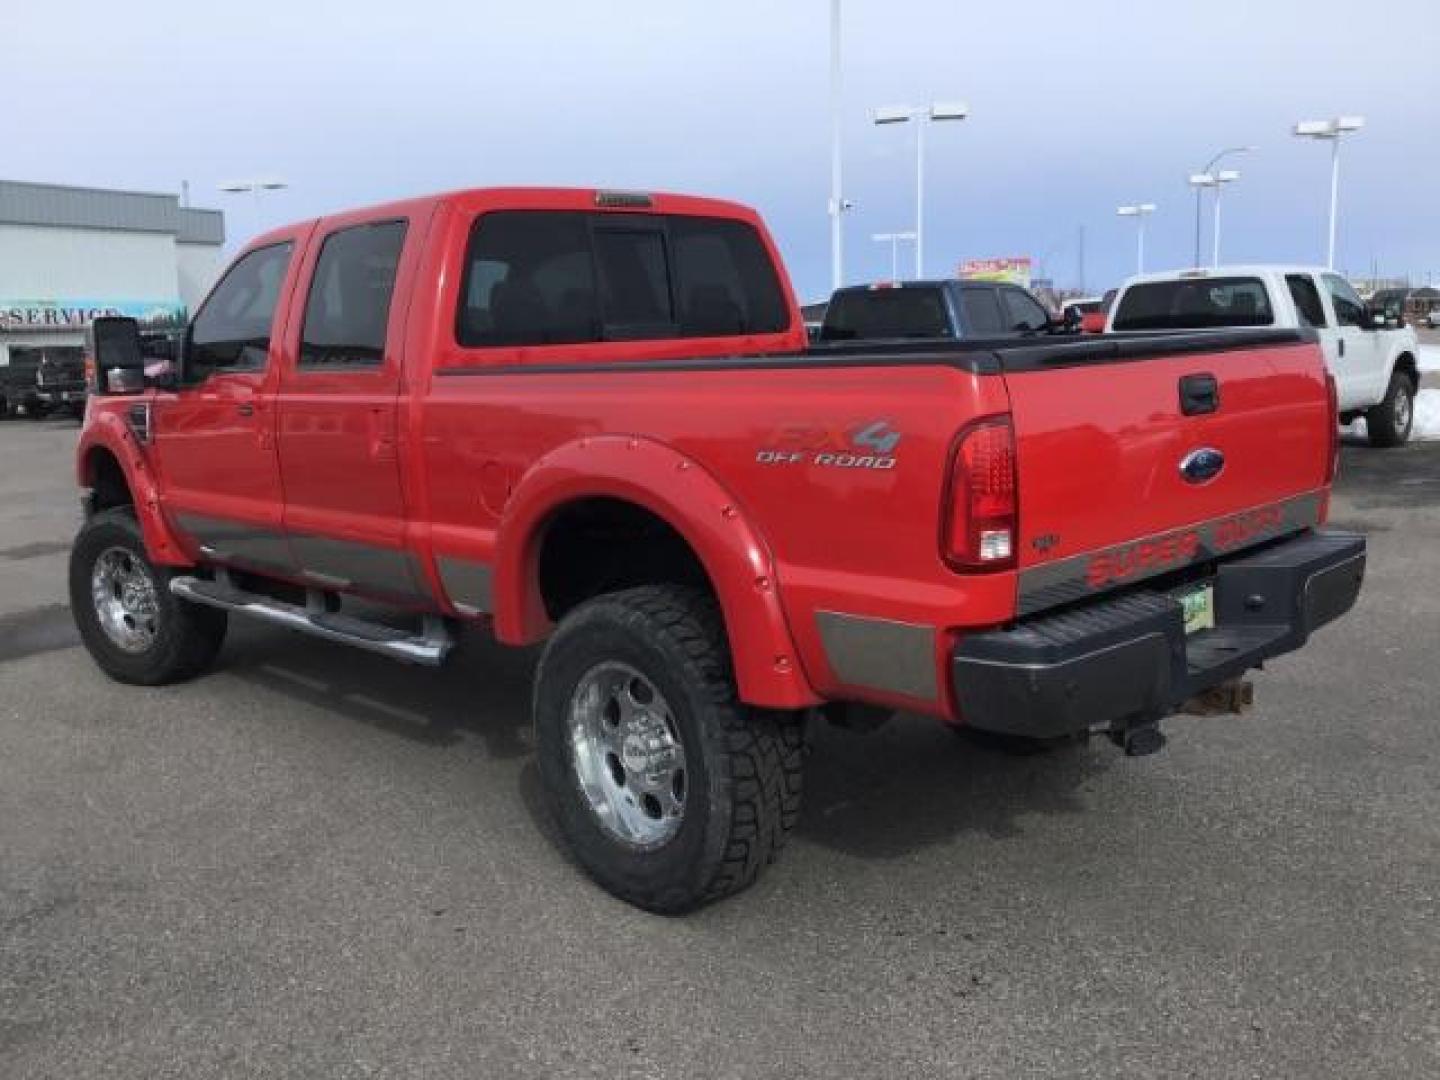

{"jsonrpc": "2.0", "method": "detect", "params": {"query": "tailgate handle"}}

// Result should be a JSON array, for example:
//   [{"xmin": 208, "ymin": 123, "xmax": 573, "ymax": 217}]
[{"xmin": 1179, "ymin": 373, "xmax": 1219, "ymax": 416}]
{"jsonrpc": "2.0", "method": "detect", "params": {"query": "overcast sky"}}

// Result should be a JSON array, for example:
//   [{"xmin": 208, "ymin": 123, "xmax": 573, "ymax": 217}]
[{"xmin": 9, "ymin": 0, "xmax": 1439, "ymax": 300}]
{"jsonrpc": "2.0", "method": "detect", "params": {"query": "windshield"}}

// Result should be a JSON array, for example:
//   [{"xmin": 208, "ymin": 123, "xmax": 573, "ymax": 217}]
[{"xmin": 1112, "ymin": 277, "xmax": 1274, "ymax": 331}]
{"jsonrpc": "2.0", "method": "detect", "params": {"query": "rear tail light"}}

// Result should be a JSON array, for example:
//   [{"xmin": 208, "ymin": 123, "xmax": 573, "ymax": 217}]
[
  {"xmin": 1324, "ymin": 372, "xmax": 1339, "ymax": 484},
  {"xmin": 943, "ymin": 415, "xmax": 1017, "ymax": 570}
]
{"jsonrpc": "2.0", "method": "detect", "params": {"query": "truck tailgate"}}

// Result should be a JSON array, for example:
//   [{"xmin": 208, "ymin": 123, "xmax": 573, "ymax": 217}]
[{"xmin": 1000, "ymin": 333, "xmax": 1331, "ymax": 616}]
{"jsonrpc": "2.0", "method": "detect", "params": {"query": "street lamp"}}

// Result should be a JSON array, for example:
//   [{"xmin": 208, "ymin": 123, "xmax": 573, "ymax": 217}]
[
  {"xmin": 1116, "ymin": 203, "xmax": 1157, "ymax": 275},
  {"xmin": 828, "ymin": 0, "xmax": 845, "ymax": 292},
  {"xmin": 872, "ymin": 231, "xmax": 917, "ymax": 282},
  {"xmin": 872, "ymin": 101, "xmax": 969, "ymax": 278},
  {"xmin": 219, "ymin": 178, "xmax": 288, "ymax": 243},
  {"xmin": 1189, "ymin": 170, "xmax": 1241, "ymax": 267},
  {"xmin": 1189, "ymin": 145, "xmax": 1254, "ymax": 267},
  {"xmin": 1293, "ymin": 115, "xmax": 1365, "ymax": 269}
]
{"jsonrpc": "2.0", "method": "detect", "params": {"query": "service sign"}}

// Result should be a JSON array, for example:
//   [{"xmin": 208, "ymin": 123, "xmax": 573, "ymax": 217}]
[
  {"xmin": 0, "ymin": 298, "xmax": 188, "ymax": 332},
  {"xmin": 958, "ymin": 257, "xmax": 1033, "ymax": 287}
]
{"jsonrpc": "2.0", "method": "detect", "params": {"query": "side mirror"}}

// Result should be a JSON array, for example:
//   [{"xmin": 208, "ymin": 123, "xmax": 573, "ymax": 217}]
[
  {"xmin": 1080, "ymin": 311, "xmax": 1107, "ymax": 334},
  {"xmin": 86, "ymin": 317, "xmax": 145, "ymax": 394}
]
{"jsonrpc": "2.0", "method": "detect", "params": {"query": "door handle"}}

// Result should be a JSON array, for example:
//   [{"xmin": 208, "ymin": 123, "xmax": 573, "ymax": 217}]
[
  {"xmin": 236, "ymin": 402, "xmax": 255, "ymax": 417},
  {"xmin": 1338, "ymin": 338, "xmax": 1345, "ymax": 357},
  {"xmin": 1179, "ymin": 373, "xmax": 1219, "ymax": 416}
]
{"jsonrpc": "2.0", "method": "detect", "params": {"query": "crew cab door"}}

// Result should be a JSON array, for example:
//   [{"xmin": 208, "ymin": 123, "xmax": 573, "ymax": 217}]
[
  {"xmin": 1319, "ymin": 272, "xmax": 1379, "ymax": 410},
  {"xmin": 275, "ymin": 213, "xmax": 430, "ymax": 604},
  {"xmin": 151, "ymin": 235, "xmax": 307, "ymax": 573}
]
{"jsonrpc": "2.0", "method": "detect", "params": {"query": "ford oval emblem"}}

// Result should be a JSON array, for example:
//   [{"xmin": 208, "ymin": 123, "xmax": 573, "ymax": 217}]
[{"xmin": 1180, "ymin": 447, "xmax": 1225, "ymax": 484}]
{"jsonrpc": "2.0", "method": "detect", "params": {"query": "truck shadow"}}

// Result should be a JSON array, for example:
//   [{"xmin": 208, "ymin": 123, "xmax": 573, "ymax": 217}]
[
  {"xmin": 220, "ymin": 624, "xmax": 1111, "ymax": 864},
  {"xmin": 794, "ymin": 720, "xmax": 1110, "ymax": 861},
  {"xmin": 221, "ymin": 621, "xmax": 540, "ymax": 760}
]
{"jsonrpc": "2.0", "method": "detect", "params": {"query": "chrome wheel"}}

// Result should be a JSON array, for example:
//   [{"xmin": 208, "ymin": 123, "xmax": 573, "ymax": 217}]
[
  {"xmin": 90, "ymin": 546, "xmax": 160, "ymax": 654},
  {"xmin": 567, "ymin": 661, "xmax": 687, "ymax": 848},
  {"xmin": 1394, "ymin": 385, "xmax": 1412, "ymax": 433}
]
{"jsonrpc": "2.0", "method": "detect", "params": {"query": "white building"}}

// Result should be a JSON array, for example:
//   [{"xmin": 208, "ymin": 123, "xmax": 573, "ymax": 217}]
[{"xmin": 0, "ymin": 180, "xmax": 225, "ymax": 366}]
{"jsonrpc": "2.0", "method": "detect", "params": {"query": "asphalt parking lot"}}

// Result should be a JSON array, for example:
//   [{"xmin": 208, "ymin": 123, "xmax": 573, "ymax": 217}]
[{"xmin": 2, "ymin": 418, "xmax": 1437, "ymax": 1079}]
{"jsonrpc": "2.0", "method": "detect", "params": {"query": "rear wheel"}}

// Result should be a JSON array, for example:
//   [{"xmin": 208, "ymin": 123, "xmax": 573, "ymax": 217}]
[
  {"xmin": 1366, "ymin": 372, "xmax": 1415, "ymax": 447},
  {"xmin": 534, "ymin": 585, "xmax": 805, "ymax": 913},
  {"xmin": 69, "ymin": 508, "xmax": 228, "ymax": 685}
]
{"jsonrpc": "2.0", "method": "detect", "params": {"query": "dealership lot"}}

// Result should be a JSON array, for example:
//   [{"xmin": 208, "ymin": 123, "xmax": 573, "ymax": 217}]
[{"xmin": 2, "ymin": 420, "xmax": 1437, "ymax": 1078}]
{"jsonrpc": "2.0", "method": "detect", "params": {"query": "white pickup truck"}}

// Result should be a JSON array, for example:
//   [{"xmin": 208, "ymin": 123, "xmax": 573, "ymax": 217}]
[{"xmin": 1106, "ymin": 265, "xmax": 1422, "ymax": 446}]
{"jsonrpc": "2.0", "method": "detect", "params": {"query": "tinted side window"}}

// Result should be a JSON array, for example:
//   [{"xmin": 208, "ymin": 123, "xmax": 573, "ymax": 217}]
[
  {"xmin": 958, "ymin": 287, "xmax": 1004, "ymax": 335},
  {"xmin": 670, "ymin": 216, "xmax": 789, "ymax": 336},
  {"xmin": 190, "ymin": 242, "xmax": 293, "ymax": 375},
  {"xmin": 1112, "ymin": 276, "xmax": 1274, "ymax": 330},
  {"xmin": 1323, "ymin": 274, "xmax": 1365, "ymax": 328},
  {"xmin": 1000, "ymin": 288, "xmax": 1049, "ymax": 332},
  {"xmin": 300, "ymin": 221, "xmax": 407, "ymax": 367},
  {"xmin": 458, "ymin": 212, "xmax": 597, "ymax": 347},
  {"xmin": 1286, "ymin": 274, "xmax": 1327, "ymax": 328}
]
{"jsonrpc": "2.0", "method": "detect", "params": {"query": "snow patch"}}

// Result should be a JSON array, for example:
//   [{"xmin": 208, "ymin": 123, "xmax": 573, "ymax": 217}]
[
  {"xmin": 1342, "ymin": 388, "xmax": 1440, "ymax": 442},
  {"xmin": 1415, "ymin": 389, "xmax": 1440, "ymax": 440},
  {"xmin": 1419, "ymin": 344, "xmax": 1440, "ymax": 375}
]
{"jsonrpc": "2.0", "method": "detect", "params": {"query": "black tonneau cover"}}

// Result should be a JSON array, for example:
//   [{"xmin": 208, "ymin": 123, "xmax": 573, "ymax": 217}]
[{"xmin": 436, "ymin": 328, "xmax": 1318, "ymax": 378}]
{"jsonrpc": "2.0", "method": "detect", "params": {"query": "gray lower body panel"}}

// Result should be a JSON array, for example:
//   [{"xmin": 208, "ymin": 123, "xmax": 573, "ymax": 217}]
[{"xmin": 815, "ymin": 610, "xmax": 938, "ymax": 702}]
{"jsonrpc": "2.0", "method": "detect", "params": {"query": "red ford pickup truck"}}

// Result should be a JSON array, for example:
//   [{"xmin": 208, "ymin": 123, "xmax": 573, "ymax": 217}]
[{"xmin": 73, "ymin": 187, "xmax": 1365, "ymax": 911}]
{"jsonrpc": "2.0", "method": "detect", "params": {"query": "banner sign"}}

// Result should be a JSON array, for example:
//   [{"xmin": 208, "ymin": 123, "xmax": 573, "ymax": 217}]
[
  {"xmin": 0, "ymin": 298, "xmax": 188, "ymax": 332},
  {"xmin": 958, "ymin": 257, "xmax": 1033, "ymax": 287}
]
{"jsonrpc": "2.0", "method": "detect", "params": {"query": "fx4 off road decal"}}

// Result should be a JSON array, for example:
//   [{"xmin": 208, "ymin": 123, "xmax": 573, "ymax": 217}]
[{"xmin": 755, "ymin": 420, "xmax": 901, "ymax": 471}]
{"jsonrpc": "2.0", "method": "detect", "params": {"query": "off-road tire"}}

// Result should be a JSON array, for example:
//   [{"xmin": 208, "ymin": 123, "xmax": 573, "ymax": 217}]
[
  {"xmin": 534, "ymin": 585, "xmax": 805, "ymax": 913},
  {"xmin": 69, "ymin": 507, "xmax": 228, "ymax": 685},
  {"xmin": 1366, "ymin": 372, "xmax": 1415, "ymax": 448}
]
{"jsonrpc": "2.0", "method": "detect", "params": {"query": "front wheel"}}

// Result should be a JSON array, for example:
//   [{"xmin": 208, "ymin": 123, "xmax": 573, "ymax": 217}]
[
  {"xmin": 1366, "ymin": 372, "xmax": 1415, "ymax": 447},
  {"xmin": 534, "ymin": 585, "xmax": 805, "ymax": 913},
  {"xmin": 69, "ymin": 508, "xmax": 228, "ymax": 685}
]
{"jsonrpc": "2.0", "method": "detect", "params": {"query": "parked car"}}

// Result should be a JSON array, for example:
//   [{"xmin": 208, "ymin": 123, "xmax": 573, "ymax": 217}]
[
  {"xmin": 816, "ymin": 279, "xmax": 1068, "ymax": 342},
  {"xmin": 73, "ymin": 187, "xmax": 1364, "ymax": 911},
  {"xmin": 1, "ymin": 349, "xmax": 46, "ymax": 419},
  {"xmin": 1060, "ymin": 296, "xmax": 1105, "ymax": 322},
  {"xmin": 35, "ymin": 348, "xmax": 87, "ymax": 416},
  {"xmin": 0, "ymin": 345, "xmax": 86, "ymax": 419},
  {"xmin": 1426, "ymin": 308, "xmax": 1440, "ymax": 329},
  {"xmin": 1106, "ymin": 266, "xmax": 1423, "ymax": 446}
]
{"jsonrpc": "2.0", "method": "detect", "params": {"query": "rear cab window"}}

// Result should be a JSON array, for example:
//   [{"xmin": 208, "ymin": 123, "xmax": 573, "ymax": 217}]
[
  {"xmin": 819, "ymin": 286, "xmax": 951, "ymax": 341},
  {"xmin": 1112, "ymin": 276, "xmax": 1275, "ymax": 331},
  {"xmin": 456, "ymin": 211, "xmax": 790, "ymax": 348}
]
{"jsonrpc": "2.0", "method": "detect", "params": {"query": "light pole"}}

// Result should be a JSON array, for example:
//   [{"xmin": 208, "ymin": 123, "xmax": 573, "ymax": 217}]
[
  {"xmin": 872, "ymin": 231, "xmax": 917, "ymax": 281},
  {"xmin": 1189, "ymin": 170, "xmax": 1241, "ymax": 267},
  {"xmin": 1116, "ymin": 203, "xmax": 1157, "ymax": 275},
  {"xmin": 872, "ymin": 102, "xmax": 969, "ymax": 279},
  {"xmin": 1190, "ymin": 146, "xmax": 1254, "ymax": 267},
  {"xmin": 219, "ymin": 178, "xmax": 288, "ymax": 245},
  {"xmin": 1294, "ymin": 116, "xmax": 1365, "ymax": 269},
  {"xmin": 828, "ymin": 0, "xmax": 845, "ymax": 292}
]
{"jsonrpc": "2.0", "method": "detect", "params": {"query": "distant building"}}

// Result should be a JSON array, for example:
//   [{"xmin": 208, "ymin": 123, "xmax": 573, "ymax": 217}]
[{"xmin": 0, "ymin": 180, "xmax": 225, "ymax": 367}]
